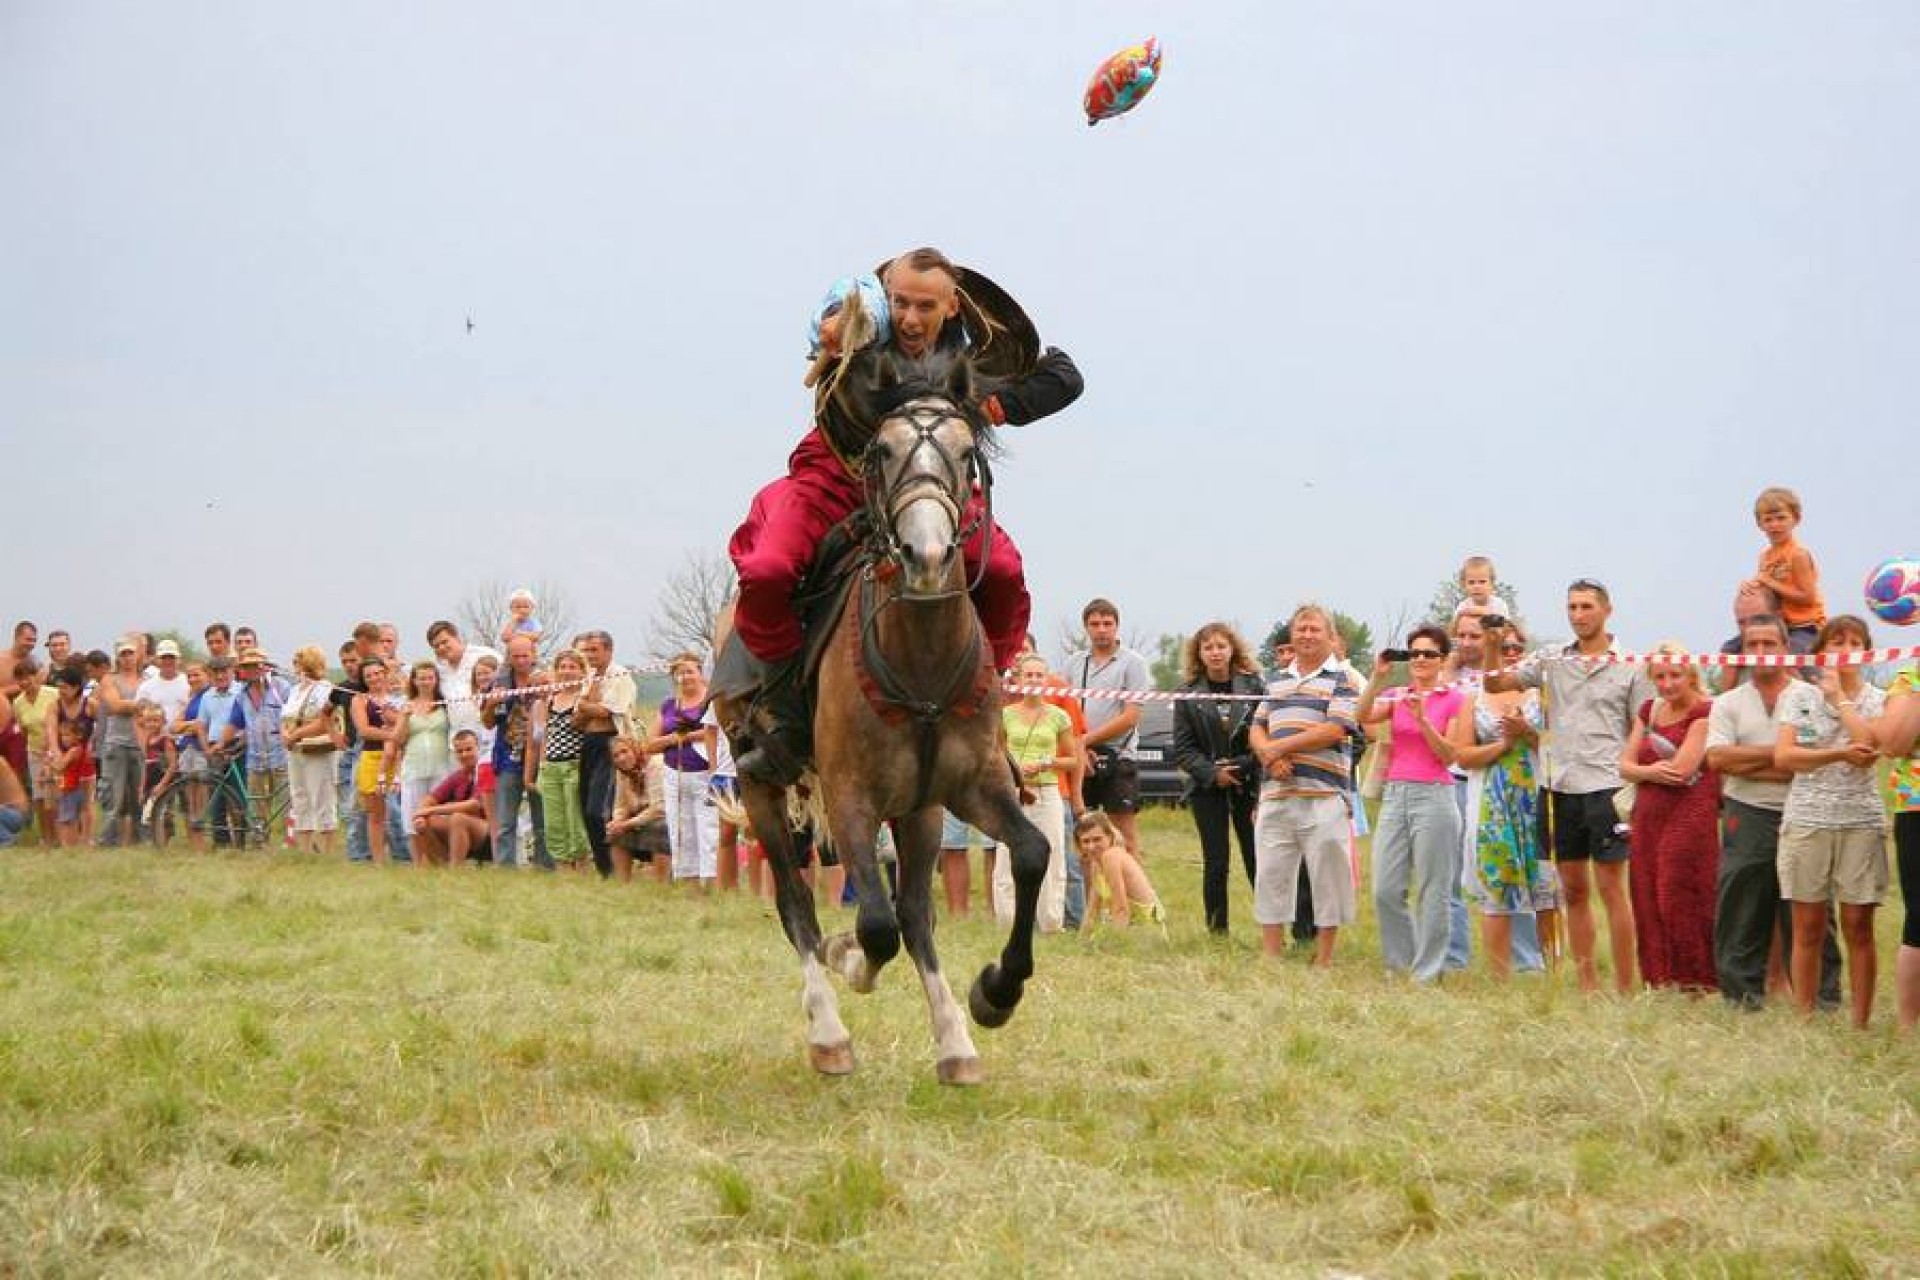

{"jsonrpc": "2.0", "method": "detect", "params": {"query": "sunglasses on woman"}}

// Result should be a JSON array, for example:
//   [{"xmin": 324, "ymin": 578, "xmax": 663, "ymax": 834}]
[{"xmin": 1408, "ymin": 649, "xmax": 1444, "ymax": 660}]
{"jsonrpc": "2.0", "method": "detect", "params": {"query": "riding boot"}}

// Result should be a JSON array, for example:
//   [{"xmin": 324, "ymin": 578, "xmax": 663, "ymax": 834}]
[{"xmin": 735, "ymin": 659, "xmax": 812, "ymax": 787}]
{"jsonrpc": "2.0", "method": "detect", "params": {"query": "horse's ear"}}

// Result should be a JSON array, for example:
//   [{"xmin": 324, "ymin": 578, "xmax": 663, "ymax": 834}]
[
  {"xmin": 871, "ymin": 353, "xmax": 901, "ymax": 394},
  {"xmin": 944, "ymin": 357, "xmax": 973, "ymax": 407}
]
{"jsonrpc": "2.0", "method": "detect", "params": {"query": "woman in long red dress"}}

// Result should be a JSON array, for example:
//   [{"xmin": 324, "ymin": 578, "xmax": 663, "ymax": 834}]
[{"xmin": 1619, "ymin": 646, "xmax": 1720, "ymax": 990}]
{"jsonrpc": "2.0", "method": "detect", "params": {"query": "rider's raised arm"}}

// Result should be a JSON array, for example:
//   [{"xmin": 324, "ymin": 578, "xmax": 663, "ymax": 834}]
[{"xmin": 981, "ymin": 347, "xmax": 1083, "ymax": 426}]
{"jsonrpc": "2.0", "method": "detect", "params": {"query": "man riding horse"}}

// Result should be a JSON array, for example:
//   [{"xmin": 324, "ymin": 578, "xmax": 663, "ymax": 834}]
[{"xmin": 726, "ymin": 247, "xmax": 1083, "ymax": 785}]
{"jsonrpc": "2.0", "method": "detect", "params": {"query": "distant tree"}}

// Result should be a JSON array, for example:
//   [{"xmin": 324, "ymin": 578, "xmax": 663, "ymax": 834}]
[
  {"xmin": 1425, "ymin": 575, "xmax": 1522, "ymax": 628},
  {"xmin": 646, "ymin": 550, "xmax": 737, "ymax": 662},
  {"xmin": 459, "ymin": 579, "xmax": 574, "ymax": 659},
  {"xmin": 148, "ymin": 627, "xmax": 206, "ymax": 666},
  {"xmin": 1148, "ymin": 633, "xmax": 1185, "ymax": 690}
]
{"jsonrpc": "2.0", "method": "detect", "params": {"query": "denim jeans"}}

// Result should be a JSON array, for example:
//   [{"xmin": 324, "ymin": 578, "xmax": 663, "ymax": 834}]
[
  {"xmin": 1062, "ymin": 805, "xmax": 1085, "ymax": 929},
  {"xmin": 340, "ymin": 746, "xmax": 369, "ymax": 863},
  {"xmin": 494, "ymin": 767, "xmax": 548, "ymax": 869}
]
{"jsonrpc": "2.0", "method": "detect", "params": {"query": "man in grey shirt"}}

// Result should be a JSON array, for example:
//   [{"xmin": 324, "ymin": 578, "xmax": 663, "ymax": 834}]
[
  {"xmin": 1483, "ymin": 579, "xmax": 1650, "ymax": 994},
  {"xmin": 1068, "ymin": 597, "xmax": 1151, "ymax": 862}
]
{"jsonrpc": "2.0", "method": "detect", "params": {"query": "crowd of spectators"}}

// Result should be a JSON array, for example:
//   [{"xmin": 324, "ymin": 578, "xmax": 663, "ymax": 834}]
[{"xmin": 2, "ymin": 487, "xmax": 1916, "ymax": 1030}]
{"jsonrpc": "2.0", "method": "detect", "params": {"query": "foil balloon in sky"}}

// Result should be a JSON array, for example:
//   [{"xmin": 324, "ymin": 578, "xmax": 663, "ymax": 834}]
[{"xmin": 1084, "ymin": 36, "xmax": 1162, "ymax": 126}]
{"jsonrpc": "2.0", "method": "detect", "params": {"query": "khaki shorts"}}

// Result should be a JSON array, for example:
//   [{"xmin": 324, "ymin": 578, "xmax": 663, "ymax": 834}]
[{"xmin": 1778, "ymin": 823, "xmax": 1888, "ymax": 905}]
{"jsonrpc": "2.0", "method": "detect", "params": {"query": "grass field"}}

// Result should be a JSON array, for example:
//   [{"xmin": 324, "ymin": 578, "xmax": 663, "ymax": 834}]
[{"xmin": 2, "ymin": 807, "xmax": 1915, "ymax": 1277}]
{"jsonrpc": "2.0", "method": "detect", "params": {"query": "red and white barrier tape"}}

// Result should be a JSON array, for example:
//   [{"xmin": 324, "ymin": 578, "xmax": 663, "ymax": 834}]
[{"xmin": 1001, "ymin": 644, "xmax": 1920, "ymax": 704}]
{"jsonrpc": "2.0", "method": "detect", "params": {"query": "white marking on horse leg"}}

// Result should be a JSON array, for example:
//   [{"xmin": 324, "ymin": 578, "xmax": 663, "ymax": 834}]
[
  {"xmin": 800, "ymin": 954, "xmax": 853, "ymax": 1074},
  {"xmin": 921, "ymin": 968, "xmax": 981, "ymax": 1084}
]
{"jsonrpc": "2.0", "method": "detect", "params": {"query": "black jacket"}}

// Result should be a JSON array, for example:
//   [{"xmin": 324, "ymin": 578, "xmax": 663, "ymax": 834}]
[{"xmin": 1170, "ymin": 671, "xmax": 1267, "ymax": 798}]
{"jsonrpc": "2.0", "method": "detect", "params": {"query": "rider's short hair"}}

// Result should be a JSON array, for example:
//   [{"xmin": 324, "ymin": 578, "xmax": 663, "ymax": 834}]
[{"xmin": 885, "ymin": 247, "xmax": 959, "ymax": 283}]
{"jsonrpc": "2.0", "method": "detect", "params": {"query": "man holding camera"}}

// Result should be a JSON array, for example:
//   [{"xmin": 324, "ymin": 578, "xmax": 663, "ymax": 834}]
[{"xmin": 1068, "ymin": 598, "xmax": 1150, "ymax": 862}]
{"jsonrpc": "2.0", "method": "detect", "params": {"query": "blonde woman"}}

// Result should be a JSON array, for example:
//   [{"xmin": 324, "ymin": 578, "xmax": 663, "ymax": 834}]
[
  {"xmin": 994, "ymin": 652, "xmax": 1079, "ymax": 932},
  {"xmin": 1618, "ymin": 643, "xmax": 1719, "ymax": 991},
  {"xmin": 607, "ymin": 728, "xmax": 669, "ymax": 883},
  {"xmin": 531, "ymin": 650, "xmax": 593, "ymax": 872},
  {"xmin": 280, "ymin": 646, "xmax": 341, "ymax": 852}
]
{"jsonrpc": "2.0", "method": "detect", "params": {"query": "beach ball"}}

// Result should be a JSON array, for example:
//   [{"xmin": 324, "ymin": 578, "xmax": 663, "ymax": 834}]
[{"xmin": 1863, "ymin": 557, "xmax": 1920, "ymax": 626}]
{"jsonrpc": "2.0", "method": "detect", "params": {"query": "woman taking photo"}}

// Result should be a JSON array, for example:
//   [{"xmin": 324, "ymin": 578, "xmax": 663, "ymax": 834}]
[
  {"xmin": 280, "ymin": 646, "xmax": 341, "ymax": 853},
  {"xmin": 1357, "ymin": 625, "xmax": 1471, "ymax": 983},
  {"xmin": 1455, "ymin": 622, "xmax": 1554, "ymax": 980},
  {"xmin": 1617, "ymin": 643, "xmax": 1719, "ymax": 991},
  {"xmin": 651, "ymin": 653, "xmax": 717, "ymax": 887},
  {"xmin": 1170, "ymin": 622, "xmax": 1264, "ymax": 935},
  {"xmin": 995, "ymin": 652, "xmax": 1081, "ymax": 932},
  {"xmin": 391, "ymin": 661, "xmax": 450, "ymax": 864},
  {"xmin": 530, "ymin": 650, "xmax": 593, "ymax": 873},
  {"xmin": 350, "ymin": 658, "xmax": 402, "ymax": 865}
]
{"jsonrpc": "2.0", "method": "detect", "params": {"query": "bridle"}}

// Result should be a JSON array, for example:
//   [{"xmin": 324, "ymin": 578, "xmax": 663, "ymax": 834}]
[
  {"xmin": 853, "ymin": 395, "xmax": 997, "ymax": 809},
  {"xmin": 860, "ymin": 398, "xmax": 992, "ymax": 603}
]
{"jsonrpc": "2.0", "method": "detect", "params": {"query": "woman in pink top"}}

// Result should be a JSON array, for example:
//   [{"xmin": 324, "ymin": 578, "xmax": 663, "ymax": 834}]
[{"xmin": 1358, "ymin": 625, "xmax": 1473, "ymax": 982}]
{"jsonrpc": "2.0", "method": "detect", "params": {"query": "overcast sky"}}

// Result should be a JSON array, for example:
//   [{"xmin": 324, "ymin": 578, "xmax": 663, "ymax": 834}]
[{"xmin": 6, "ymin": 1, "xmax": 1917, "ymax": 666}]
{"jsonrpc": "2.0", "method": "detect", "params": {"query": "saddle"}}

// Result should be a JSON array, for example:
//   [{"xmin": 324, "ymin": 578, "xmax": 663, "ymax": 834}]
[{"xmin": 709, "ymin": 512, "xmax": 871, "ymax": 721}]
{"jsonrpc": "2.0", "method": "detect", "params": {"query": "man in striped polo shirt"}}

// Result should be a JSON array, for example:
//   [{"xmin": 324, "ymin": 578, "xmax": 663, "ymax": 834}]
[{"xmin": 1248, "ymin": 604, "xmax": 1360, "ymax": 966}]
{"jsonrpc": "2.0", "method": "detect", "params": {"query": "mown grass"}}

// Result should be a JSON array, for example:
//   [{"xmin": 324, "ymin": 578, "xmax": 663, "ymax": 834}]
[{"xmin": 1, "ymin": 808, "xmax": 1915, "ymax": 1276}]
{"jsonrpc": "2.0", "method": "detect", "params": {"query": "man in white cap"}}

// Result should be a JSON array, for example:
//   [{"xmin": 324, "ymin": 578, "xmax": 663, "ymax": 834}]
[{"xmin": 136, "ymin": 640, "xmax": 192, "ymax": 731}]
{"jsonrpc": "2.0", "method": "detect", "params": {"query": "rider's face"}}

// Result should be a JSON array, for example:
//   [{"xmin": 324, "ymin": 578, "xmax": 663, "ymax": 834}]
[{"xmin": 886, "ymin": 264, "xmax": 959, "ymax": 359}]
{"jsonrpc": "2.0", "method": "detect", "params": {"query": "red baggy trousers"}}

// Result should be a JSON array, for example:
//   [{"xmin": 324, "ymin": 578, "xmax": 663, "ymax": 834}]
[{"xmin": 729, "ymin": 429, "xmax": 1031, "ymax": 671}]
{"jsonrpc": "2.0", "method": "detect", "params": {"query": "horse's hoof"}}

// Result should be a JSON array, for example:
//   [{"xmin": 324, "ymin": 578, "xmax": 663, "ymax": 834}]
[
  {"xmin": 936, "ymin": 1055, "xmax": 983, "ymax": 1086},
  {"xmin": 824, "ymin": 933, "xmax": 875, "ymax": 993},
  {"xmin": 809, "ymin": 1040, "xmax": 856, "ymax": 1076},
  {"xmin": 968, "ymin": 967, "xmax": 1019, "ymax": 1029}
]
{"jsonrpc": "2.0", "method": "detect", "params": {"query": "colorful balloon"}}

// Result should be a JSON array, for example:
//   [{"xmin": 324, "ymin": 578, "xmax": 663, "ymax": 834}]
[
  {"xmin": 1084, "ymin": 37, "xmax": 1162, "ymax": 126},
  {"xmin": 1863, "ymin": 557, "xmax": 1920, "ymax": 626}
]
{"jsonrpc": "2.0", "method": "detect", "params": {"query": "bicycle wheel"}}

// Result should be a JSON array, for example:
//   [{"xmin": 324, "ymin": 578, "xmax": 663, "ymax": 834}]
[
  {"xmin": 207, "ymin": 775, "xmax": 254, "ymax": 850},
  {"xmin": 145, "ymin": 778, "xmax": 196, "ymax": 850}
]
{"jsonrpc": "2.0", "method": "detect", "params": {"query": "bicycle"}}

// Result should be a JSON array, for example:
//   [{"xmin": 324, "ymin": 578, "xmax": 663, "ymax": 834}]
[{"xmin": 144, "ymin": 748, "xmax": 290, "ymax": 850}]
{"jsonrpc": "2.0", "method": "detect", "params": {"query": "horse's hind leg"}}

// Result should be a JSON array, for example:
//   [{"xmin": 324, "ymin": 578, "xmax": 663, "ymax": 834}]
[
  {"xmin": 950, "ymin": 782, "xmax": 1049, "ymax": 1030},
  {"xmin": 818, "ymin": 798, "xmax": 900, "ymax": 995},
  {"xmin": 891, "ymin": 807, "xmax": 982, "ymax": 1084},
  {"xmin": 743, "ymin": 780, "xmax": 851, "ymax": 1075}
]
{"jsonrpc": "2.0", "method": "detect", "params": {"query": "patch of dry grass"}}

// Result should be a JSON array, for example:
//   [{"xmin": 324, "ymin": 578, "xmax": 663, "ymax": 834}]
[{"xmin": 1, "ymin": 808, "xmax": 1915, "ymax": 1276}]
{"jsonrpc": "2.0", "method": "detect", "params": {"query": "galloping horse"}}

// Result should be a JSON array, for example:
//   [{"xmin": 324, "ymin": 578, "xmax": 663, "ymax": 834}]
[{"xmin": 713, "ymin": 349, "xmax": 1052, "ymax": 1084}]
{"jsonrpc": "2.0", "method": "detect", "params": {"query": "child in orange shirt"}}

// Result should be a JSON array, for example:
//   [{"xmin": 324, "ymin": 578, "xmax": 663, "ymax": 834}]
[{"xmin": 1748, "ymin": 486, "xmax": 1825, "ymax": 652}]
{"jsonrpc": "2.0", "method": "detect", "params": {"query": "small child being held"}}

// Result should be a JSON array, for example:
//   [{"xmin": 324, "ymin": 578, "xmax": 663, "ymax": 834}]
[
  {"xmin": 1452, "ymin": 555, "xmax": 1513, "ymax": 623},
  {"xmin": 1747, "ymin": 485, "xmax": 1825, "ymax": 652},
  {"xmin": 499, "ymin": 589, "xmax": 546, "ymax": 651},
  {"xmin": 1076, "ymin": 810, "xmax": 1166, "ymax": 934}
]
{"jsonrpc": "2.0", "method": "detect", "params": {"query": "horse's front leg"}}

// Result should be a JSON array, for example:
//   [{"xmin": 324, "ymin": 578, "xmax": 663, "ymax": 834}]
[
  {"xmin": 950, "ymin": 780, "xmax": 1049, "ymax": 1030},
  {"xmin": 890, "ymin": 807, "xmax": 982, "ymax": 1084},
  {"xmin": 818, "ymin": 798, "xmax": 899, "ymax": 995},
  {"xmin": 742, "ymin": 779, "xmax": 851, "ymax": 1075}
]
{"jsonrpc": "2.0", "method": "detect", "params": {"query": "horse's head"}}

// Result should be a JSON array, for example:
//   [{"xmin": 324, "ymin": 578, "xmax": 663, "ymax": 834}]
[{"xmin": 858, "ymin": 351, "xmax": 989, "ymax": 599}]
